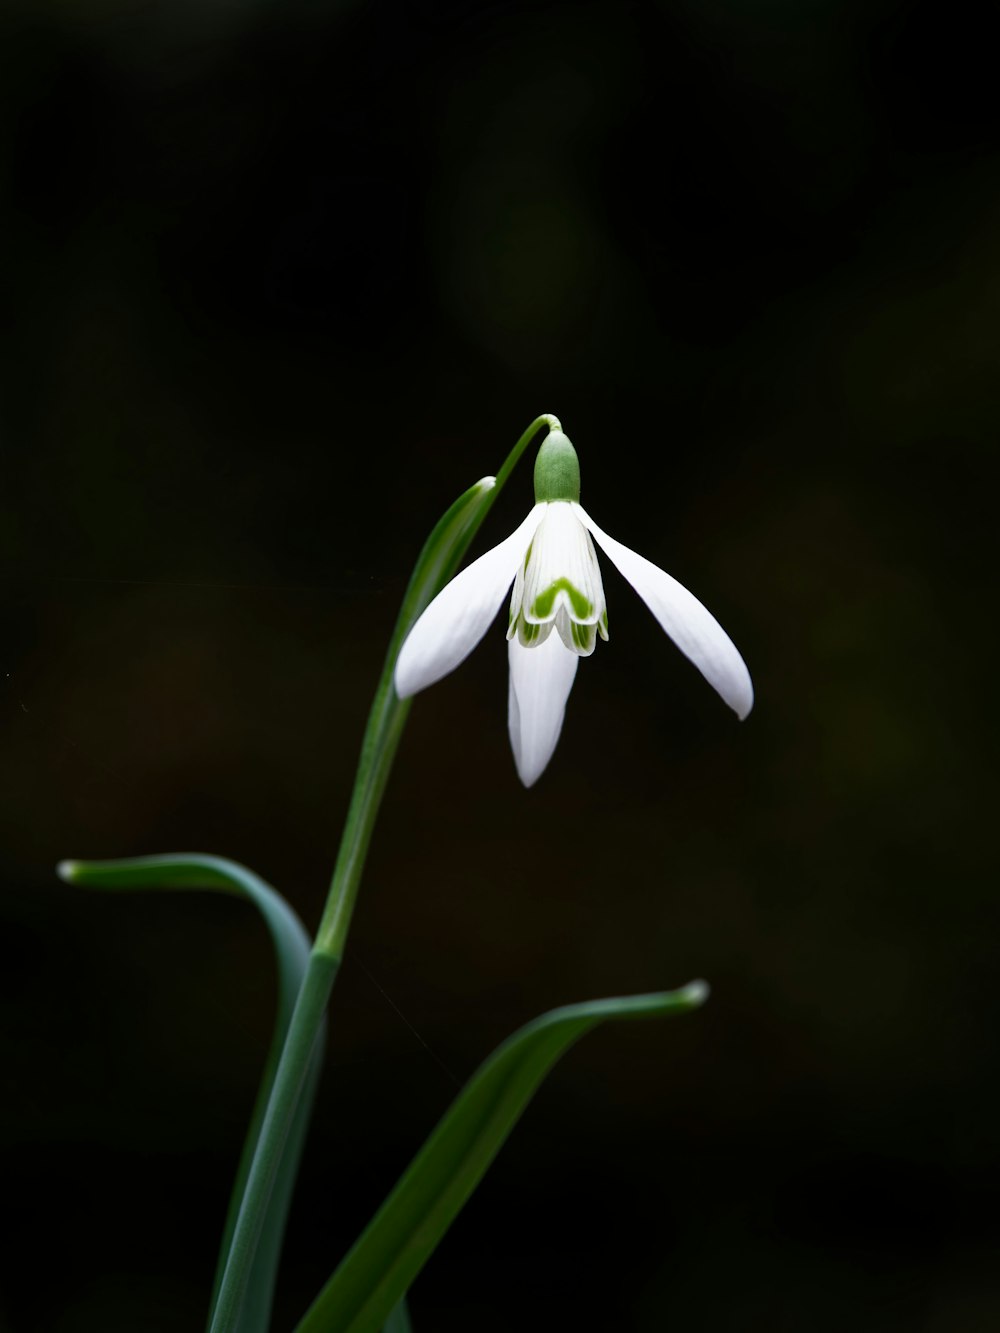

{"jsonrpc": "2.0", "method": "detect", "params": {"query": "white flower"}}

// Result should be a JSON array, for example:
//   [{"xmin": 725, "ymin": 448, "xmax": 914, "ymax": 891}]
[{"xmin": 394, "ymin": 430, "xmax": 753, "ymax": 787}]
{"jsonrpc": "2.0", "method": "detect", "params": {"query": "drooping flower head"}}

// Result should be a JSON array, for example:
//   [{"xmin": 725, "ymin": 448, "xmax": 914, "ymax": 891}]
[{"xmin": 395, "ymin": 427, "xmax": 752, "ymax": 786}]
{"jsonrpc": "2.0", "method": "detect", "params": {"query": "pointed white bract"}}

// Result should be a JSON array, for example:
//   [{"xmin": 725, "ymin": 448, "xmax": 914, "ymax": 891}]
[{"xmin": 394, "ymin": 493, "xmax": 752, "ymax": 786}]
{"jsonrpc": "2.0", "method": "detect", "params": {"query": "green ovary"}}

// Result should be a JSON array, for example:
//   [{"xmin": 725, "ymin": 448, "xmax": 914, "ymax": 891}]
[{"xmin": 531, "ymin": 578, "xmax": 593, "ymax": 620}]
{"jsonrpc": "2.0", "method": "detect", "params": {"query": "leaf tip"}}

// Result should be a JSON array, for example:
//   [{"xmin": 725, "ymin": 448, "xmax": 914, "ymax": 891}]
[
  {"xmin": 682, "ymin": 979, "xmax": 710, "ymax": 1008},
  {"xmin": 56, "ymin": 859, "xmax": 80, "ymax": 883}
]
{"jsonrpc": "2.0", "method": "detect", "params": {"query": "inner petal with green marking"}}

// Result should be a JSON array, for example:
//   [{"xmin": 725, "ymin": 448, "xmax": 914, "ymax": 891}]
[
  {"xmin": 569, "ymin": 619, "xmax": 597, "ymax": 653},
  {"xmin": 516, "ymin": 618, "xmax": 553, "ymax": 647},
  {"xmin": 519, "ymin": 502, "xmax": 605, "ymax": 624},
  {"xmin": 507, "ymin": 501, "xmax": 608, "ymax": 657},
  {"xmin": 531, "ymin": 577, "xmax": 593, "ymax": 621}
]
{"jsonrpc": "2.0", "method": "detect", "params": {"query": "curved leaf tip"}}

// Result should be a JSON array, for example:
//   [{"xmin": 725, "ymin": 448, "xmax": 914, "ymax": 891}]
[
  {"xmin": 295, "ymin": 978, "xmax": 708, "ymax": 1333},
  {"xmin": 679, "ymin": 978, "xmax": 709, "ymax": 1007},
  {"xmin": 56, "ymin": 851, "xmax": 316, "ymax": 1333}
]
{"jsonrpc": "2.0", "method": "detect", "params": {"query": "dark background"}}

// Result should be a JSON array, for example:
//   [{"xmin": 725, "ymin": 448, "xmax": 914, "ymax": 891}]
[{"xmin": 1, "ymin": 1, "xmax": 997, "ymax": 1329}]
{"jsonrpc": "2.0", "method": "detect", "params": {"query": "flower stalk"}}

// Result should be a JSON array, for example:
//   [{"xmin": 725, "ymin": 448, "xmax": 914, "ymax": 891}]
[{"xmin": 207, "ymin": 414, "xmax": 559, "ymax": 1333}]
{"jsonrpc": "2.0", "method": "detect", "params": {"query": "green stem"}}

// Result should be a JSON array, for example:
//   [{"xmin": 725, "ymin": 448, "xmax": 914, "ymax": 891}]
[
  {"xmin": 315, "ymin": 680, "xmax": 411, "ymax": 959},
  {"xmin": 316, "ymin": 411, "xmax": 559, "ymax": 961},
  {"xmin": 495, "ymin": 412, "xmax": 560, "ymax": 493},
  {"xmin": 208, "ymin": 413, "xmax": 559, "ymax": 1332}
]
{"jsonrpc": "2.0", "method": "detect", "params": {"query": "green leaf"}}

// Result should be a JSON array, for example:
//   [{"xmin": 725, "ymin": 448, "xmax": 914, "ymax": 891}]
[
  {"xmin": 381, "ymin": 1299, "xmax": 413, "ymax": 1333},
  {"xmin": 294, "ymin": 982, "xmax": 708, "ymax": 1333},
  {"xmin": 58, "ymin": 853, "xmax": 317, "ymax": 1333}
]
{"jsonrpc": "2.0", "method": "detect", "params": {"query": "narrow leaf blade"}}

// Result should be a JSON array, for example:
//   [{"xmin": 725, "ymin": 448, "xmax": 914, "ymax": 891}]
[
  {"xmin": 58, "ymin": 853, "xmax": 316, "ymax": 1333},
  {"xmin": 295, "ymin": 982, "xmax": 708, "ymax": 1333},
  {"xmin": 381, "ymin": 1299, "xmax": 413, "ymax": 1333}
]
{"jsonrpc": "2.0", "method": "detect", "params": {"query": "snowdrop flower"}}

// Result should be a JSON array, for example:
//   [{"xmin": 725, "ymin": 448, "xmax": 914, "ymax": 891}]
[{"xmin": 395, "ymin": 429, "xmax": 752, "ymax": 786}]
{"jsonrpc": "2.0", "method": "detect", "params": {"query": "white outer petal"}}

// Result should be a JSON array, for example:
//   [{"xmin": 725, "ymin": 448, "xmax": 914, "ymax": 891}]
[
  {"xmin": 395, "ymin": 504, "xmax": 546, "ymax": 698},
  {"xmin": 507, "ymin": 632, "xmax": 579, "ymax": 787},
  {"xmin": 573, "ymin": 503, "xmax": 754, "ymax": 719}
]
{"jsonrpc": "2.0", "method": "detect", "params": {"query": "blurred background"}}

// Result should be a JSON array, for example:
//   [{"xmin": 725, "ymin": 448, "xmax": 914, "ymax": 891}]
[{"xmin": 1, "ymin": 0, "xmax": 997, "ymax": 1328}]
